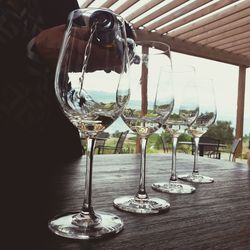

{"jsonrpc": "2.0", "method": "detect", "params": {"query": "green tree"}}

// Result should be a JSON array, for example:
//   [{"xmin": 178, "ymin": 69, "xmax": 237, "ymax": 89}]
[
  {"xmin": 179, "ymin": 133, "xmax": 192, "ymax": 142},
  {"xmin": 205, "ymin": 120, "xmax": 234, "ymax": 144},
  {"xmin": 153, "ymin": 131, "xmax": 171, "ymax": 151},
  {"xmin": 112, "ymin": 130, "xmax": 121, "ymax": 138},
  {"xmin": 243, "ymin": 133, "xmax": 250, "ymax": 141}
]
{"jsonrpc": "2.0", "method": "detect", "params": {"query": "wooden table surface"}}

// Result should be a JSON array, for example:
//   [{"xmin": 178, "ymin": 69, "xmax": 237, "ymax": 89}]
[{"xmin": 42, "ymin": 153, "xmax": 249, "ymax": 250}]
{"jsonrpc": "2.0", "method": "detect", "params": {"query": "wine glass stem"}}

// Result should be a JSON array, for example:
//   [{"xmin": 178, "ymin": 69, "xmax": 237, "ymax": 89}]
[
  {"xmin": 193, "ymin": 137, "xmax": 200, "ymax": 175},
  {"xmin": 170, "ymin": 136, "xmax": 178, "ymax": 181},
  {"xmin": 136, "ymin": 137, "xmax": 148, "ymax": 199},
  {"xmin": 82, "ymin": 137, "xmax": 96, "ymax": 213}
]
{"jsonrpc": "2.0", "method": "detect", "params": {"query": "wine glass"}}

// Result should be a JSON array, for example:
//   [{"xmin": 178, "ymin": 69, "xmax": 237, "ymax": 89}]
[
  {"xmin": 113, "ymin": 41, "xmax": 174, "ymax": 214},
  {"xmin": 152, "ymin": 66, "xmax": 198, "ymax": 194},
  {"xmin": 178, "ymin": 78, "xmax": 217, "ymax": 184},
  {"xmin": 48, "ymin": 8, "xmax": 131, "ymax": 239}
]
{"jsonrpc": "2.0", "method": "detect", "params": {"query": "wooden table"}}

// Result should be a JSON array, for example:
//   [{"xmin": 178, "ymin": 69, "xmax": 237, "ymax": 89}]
[{"xmin": 40, "ymin": 153, "xmax": 249, "ymax": 249}]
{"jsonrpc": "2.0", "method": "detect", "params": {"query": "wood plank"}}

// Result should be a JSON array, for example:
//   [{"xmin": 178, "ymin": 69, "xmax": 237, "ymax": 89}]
[
  {"xmin": 170, "ymin": 1, "xmax": 250, "ymax": 38},
  {"xmin": 217, "ymin": 37, "xmax": 250, "ymax": 50},
  {"xmin": 235, "ymin": 66, "xmax": 246, "ymax": 157},
  {"xmin": 187, "ymin": 15, "xmax": 250, "ymax": 43},
  {"xmin": 125, "ymin": 0, "xmax": 165, "ymax": 22},
  {"xmin": 241, "ymin": 51, "xmax": 250, "ymax": 56},
  {"xmin": 132, "ymin": 0, "xmax": 188, "ymax": 28},
  {"xmin": 113, "ymin": 0, "xmax": 139, "ymax": 14},
  {"xmin": 80, "ymin": 0, "xmax": 94, "ymax": 8},
  {"xmin": 136, "ymin": 30, "xmax": 250, "ymax": 67},
  {"xmin": 235, "ymin": 47, "xmax": 250, "ymax": 52},
  {"xmin": 234, "ymin": 47, "xmax": 250, "ymax": 54},
  {"xmin": 200, "ymin": 26, "xmax": 250, "ymax": 46},
  {"xmin": 225, "ymin": 43, "xmax": 250, "ymax": 52},
  {"xmin": 145, "ymin": 0, "xmax": 212, "ymax": 31},
  {"xmin": 158, "ymin": 0, "xmax": 237, "ymax": 34},
  {"xmin": 100, "ymin": 0, "xmax": 117, "ymax": 8}
]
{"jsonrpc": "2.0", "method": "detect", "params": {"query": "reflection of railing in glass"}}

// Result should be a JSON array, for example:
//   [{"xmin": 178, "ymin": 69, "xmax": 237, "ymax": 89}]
[{"xmin": 95, "ymin": 130, "xmax": 129, "ymax": 154}]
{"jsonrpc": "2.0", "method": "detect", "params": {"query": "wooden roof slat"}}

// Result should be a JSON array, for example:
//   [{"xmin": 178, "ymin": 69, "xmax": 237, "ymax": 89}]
[
  {"xmin": 209, "ymin": 29, "xmax": 250, "ymax": 47},
  {"xmin": 157, "ymin": 0, "xmax": 238, "ymax": 34},
  {"xmin": 215, "ymin": 36, "xmax": 250, "ymax": 50},
  {"xmin": 234, "ymin": 48, "xmax": 250, "ymax": 54},
  {"xmin": 187, "ymin": 15, "xmax": 250, "ymax": 43},
  {"xmin": 198, "ymin": 24, "xmax": 250, "ymax": 46},
  {"xmin": 132, "ymin": 0, "xmax": 188, "ymax": 28},
  {"xmin": 113, "ymin": 0, "xmax": 139, "ymax": 14},
  {"xmin": 136, "ymin": 30, "xmax": 250, "ymax": 66},
  {"xmin": 178, "ymin": 7, "xmax": 250, "ymax": 41},
  {"xmin": 145, "ymin": 0, "xmax": 212, "ymax": 31},
  {"xmin": 242, "ymin": 51, "xmax": 250, "ymax": 55},
  {"xmin": 234, "ymin": 47, "xmax": 250, "ymax": 52},
  {"xmin": 170, "ymin": 0, "xmax": 250, "ymax": 38},
  {"xmin": 226, "ymin": 43, "xmax": 250, "ymax": 52},
  {"xmin": 125, "ymin": 0, "xmax": 165, "ymax": 21},
  {"xmin": 80, "ymin": 0, "xmax": 95, "ymax": 8},
  {"xmin": 242, "ymin": 49, "xmax": 250, "ymax": 55},
  {"xmin": 100, "ymin": 0, "xmax": 118, "ymax": 8}
]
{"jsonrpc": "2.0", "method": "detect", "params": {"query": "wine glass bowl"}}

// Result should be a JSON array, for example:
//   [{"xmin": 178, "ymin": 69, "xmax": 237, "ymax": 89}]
[
  {"xmin": 113, "ymin": 41, "xmax": 173, "ymax": 214},
  {"xmin": 48, "ymin": 8, "xmax": 131, "ymax": 239}
]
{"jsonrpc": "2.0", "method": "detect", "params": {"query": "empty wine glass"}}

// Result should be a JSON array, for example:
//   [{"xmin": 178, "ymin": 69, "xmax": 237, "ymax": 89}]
[
  {"xmin": 48, "ymin": 8, "xmax": 131, "ymax": 239},
  {"xmin": 178, "ymin": 78, "xmax": 217, "ymax": 184},
  {"xmin": 113, "ymin": 41, "xmax": 174, "ymax": 214},
  {"xmin": 152, "ymin": 65, "xmax": 198, "ymax": 194}
]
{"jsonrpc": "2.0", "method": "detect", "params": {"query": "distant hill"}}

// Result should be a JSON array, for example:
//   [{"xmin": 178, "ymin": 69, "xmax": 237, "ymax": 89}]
[{"xmin": 106, "ymin": 114, "xmax": 250, "ymax": 136}]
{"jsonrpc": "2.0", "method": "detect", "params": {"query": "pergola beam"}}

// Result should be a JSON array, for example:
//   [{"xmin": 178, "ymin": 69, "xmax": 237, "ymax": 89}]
[
  {"xmin": 136, "ymin": 30, "xmax": 250, "ymax": 67},
  {"xmin": 235, "ymin": 66, "xmax": 246, "ymax": 157}
]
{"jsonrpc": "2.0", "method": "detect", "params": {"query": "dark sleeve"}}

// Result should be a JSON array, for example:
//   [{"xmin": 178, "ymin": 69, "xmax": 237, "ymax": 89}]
[
  {"xmin": 39, "ymin": 0, "xmax": 79, "ymax": 28},
  {"xmin": 0, "ymin": 1, "xmax": 25, "ymax": 46}
]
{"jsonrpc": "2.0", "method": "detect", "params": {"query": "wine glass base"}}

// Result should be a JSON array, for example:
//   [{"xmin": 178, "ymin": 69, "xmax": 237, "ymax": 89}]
[
  {"xmin": 48, "ymin": 211, "xmax": 124, "ymax": 240},
  {"xmin": 152, "ymin": 181, "xmax": 196, "ymax": 194},
  {"xmin": 178, "ymin": 174, "xmax": 214, "ymax": 184},
  {"xmin": 113, "ymin": 195, "xmax": 170, "ymax": 214}
]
